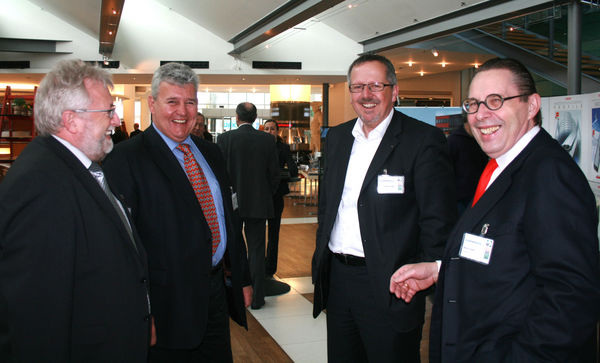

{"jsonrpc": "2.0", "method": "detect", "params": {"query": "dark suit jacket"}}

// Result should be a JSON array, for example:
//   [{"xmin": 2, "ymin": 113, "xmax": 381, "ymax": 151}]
[
  {"xmin": 217, "ymin": 124, "xmax": 280, "ymax": 219},
  {"xmin": 0, "ymin": 136, "xmax": 150, "ymax": 362},
  {"xmin": 274, "ymin": 139, "xmax": 298, "ymax": 198},
  {"xmin": 430, "ymin": 129, "xmax": 600, "ymax": 362},
  {"xmin": 103, "ymin": 126, "xmax": 251, "ymax": 350},
  {"xmin": 312, "ymin": 110, "xmax": 457, "ymax": 332}
]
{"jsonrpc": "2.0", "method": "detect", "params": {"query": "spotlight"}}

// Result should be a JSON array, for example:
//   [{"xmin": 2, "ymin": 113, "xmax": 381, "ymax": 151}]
[{"xmin": 431, "ymin": 48, "xmax": 439, "ymax": 57}]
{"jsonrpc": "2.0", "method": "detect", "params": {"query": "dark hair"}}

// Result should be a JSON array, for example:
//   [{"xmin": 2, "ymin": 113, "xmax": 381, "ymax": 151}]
[
  {"xmin": 347, "ymin": 54, "xmax": 397, "ymax": 85},
  {"xmin": 236, "ymin": 102, "xmax": 257, "ymax": 123},
  {"xmin": 264, "ymin": 119, "xmax": 279, "ymax": 130},
  {"xmin": 476, "ymin": 58, "xmax": 541, "ymax": 125}
]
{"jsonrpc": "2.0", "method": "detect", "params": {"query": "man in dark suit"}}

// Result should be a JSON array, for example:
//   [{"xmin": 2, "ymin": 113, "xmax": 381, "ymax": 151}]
[
  {"xmin": 0, "ymin": 59, "xmax": 150, "ymax": 362},
  {"xmin": 103, "ymin": 63, "xmax": 252, "ymax": 362},
  {"xmin": 217, "ymin": 103, "xmax": 280, "ymax": 309},
  {"xmin": 130, "ymin": 123, "xmax": 142, "ymax": 137},
  {"xmin": 390, "ymin": 58, "xmax": 600, "ymax": 362},
  {"xmin": 312, "ymin": 54, "xmax": 457, "ymax": 362}
]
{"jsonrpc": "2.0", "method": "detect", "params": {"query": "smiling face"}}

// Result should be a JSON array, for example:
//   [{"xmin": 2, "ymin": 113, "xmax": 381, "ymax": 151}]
[
  {"xmin": 74, "ymin": 79, "xmax": 120, "ymax": 161},
  {"xmin": 467, "ymin": 69, "xmax": 539, "ymax": 159},
  {"xmin": 349, "ymin": 60, "xmax": 398, "ymax": 135},
  {"xmin": 148, "ymin": 82, "xmax": 198, "ymax": 143}
]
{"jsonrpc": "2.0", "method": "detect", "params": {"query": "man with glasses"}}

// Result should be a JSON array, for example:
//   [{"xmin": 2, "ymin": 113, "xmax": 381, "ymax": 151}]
[
  {"xmin": 390, "ymin": 58, "xmax": 600, "ymax": 362},
  {"xmin": 103, "ymin": 62, "xmax": 252, "ymax": 362},
  {"xmin": 0, "ymin": 59, "xmax": 151, "ymax": 361},
  {"xmin": 312, "ymin": 54, "xmax": 456, "ymax": 362}
]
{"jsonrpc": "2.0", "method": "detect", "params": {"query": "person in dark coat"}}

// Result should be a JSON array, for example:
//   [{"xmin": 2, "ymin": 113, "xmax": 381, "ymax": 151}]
[{"xmin": 263, "ymin": 119, "xmax": 298, "ymax": 295}]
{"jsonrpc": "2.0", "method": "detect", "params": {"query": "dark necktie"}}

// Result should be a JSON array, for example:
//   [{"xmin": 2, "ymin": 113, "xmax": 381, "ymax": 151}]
[
  {"xmin": 472, "ymin": 158, "xmax": 498, "ymax": 207},
  {"xmin": 176, "ymin": 143, "xmax": 220, "ymax": 255},
  {"xmin": 89, "ymin": 162, "xmax": 137, "ymax": 252}
]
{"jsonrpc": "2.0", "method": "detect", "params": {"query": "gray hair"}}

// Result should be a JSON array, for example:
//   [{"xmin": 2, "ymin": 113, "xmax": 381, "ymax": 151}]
[
  {"xmin": 151, "ymin": 62, "xmax": 198, "ymax": 99},
  {"xmin": 34, "ymin": 59, "xmax": 113, "ymax": 136},
  {"xmin": 347, "ymin": 54, "xmax": 397, "ymax": 86}
]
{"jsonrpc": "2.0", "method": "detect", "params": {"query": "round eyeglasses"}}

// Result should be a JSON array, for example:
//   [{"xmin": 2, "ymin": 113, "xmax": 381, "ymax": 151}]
[
  {"xmin": 462, "ymin": 93, "xmax": 531, "ymax": 114},
  {"xmin": 70, "ymin": 107, "xmax": 117, "ymax": 119},
  {"xmin": 349, "ymin": 82, "xmax": 393, "ymax": 93}
]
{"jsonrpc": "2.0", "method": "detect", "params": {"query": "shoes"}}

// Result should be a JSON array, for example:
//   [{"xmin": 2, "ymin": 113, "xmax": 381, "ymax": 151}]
[
  {"xmin": 264, "ymin": 279, "xmax": 291, "ymax": 297},
  {"xmin": 251, "ymin": 300, "xmax": 265, "ymax": 310}
]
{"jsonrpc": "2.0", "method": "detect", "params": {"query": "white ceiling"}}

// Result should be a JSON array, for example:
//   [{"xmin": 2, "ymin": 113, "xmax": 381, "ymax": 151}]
[{"xmin": 1, "ymin": 0, "xmax": 508, "ymax": 86}]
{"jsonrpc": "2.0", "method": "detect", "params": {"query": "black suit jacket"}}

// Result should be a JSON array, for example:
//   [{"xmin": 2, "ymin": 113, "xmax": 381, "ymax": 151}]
[
  {"xmin": 0, "ymin": 136, "xmax": 150, "ymax": 362},
  {"xmin": 103, "ymin": 126, "xmax": 251, "ymax": 350},
  {"xmin": 430, "ymin": 129, "xmax": 600, "ymax": 362},
  {"xmin": 274, "ymin": 139, "xmax": 298, "ymax": 198},
  {"xmin": 217, "ymin": 124, "xmax": 280, "ymax": 219},
  {"xmin": 312, "ymin": 110, "xmax": 457, "ymax": 331}
]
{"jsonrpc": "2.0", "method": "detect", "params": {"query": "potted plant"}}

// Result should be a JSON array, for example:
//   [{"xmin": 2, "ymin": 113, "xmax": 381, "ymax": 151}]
[{"xmin": 12, "ymin": 98, "xmax": 26, "ymax": 115}]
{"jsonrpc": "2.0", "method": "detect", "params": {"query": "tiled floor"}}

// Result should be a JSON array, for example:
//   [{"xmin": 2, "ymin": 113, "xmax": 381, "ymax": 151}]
[{"xmin": 248, "ymin": 276, "xmax": 327, "ymax": 363}]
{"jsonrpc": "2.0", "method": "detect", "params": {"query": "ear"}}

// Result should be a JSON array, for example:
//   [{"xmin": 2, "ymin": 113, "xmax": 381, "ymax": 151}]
[
  {"xmin": 61, "ymin": 110, "xmax": 80, "ymax": 134},
  {"xmin": 528, "ymin": 93, "xmax": 541, "ymax": 121},
  {"xmin": 148, "ymin": 95, "xmax": 155, "ymax": 113}
]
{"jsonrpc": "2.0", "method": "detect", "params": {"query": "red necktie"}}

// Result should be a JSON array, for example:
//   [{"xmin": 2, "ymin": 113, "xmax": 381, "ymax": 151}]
[
  {"xmin": 472, "ymin": 158, "xmax": 498, "ymax": 207},
  {"xmin": 177, "ymin": 143, "xmax": 220, "ymax": 255}
]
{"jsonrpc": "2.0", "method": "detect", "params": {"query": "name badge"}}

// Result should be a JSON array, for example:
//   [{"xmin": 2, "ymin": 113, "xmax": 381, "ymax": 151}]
[
  {"xmin": 377, "ymin": 174, "xmax": 404, "ymax": 194},
  {"xmin": 232, "ymin": 192, "xmax": 239, "ymax": 210},
  {"xmin": 459, "ymin": 233, "xmax": 494, "ymax": 265}
]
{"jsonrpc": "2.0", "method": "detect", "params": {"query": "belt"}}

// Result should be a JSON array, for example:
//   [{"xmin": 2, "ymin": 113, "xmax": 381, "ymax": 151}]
[
  {"xmin": 211, "ymin": 262, "xmax": 223, "ymax": 275},
  {"xmin": 332, "ymin": 252, "xmax": 366, "ymax": 266}
]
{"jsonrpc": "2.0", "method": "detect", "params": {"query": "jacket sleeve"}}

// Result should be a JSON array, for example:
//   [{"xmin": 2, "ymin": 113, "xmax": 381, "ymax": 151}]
[
  {"xmin": 509, "ymin": 155, "xmax": 600, "ymax": 361},
  {"xmin": 0, "ymin": 172, "xmax": 76, "ymax": 361}
]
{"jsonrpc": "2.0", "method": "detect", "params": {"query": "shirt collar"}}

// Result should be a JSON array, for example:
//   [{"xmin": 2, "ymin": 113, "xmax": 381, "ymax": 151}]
[
  {"xmin": 352, "ymin": 108, "xmax": 394, "ymax": 141},
  {"xmin": 52, "ymin": 135, "xmax": 92, "ymax": 169},
  {"xmin": 496, "ymin": 125, "xmax": 540, "ymax": 169},
  {"xmin": 152, "ymin": 123, "xmax": 193, "ymax": 151}
]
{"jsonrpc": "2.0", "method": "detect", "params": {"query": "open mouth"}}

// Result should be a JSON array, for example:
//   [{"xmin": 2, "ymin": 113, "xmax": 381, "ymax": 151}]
[
  {"xmin": 361, "ymin": 103, "xmax": 376, "ymax": 109},
  {"xmin": 172, "ymin": 119, "xmax": 187, "ymax": 124},
  {"xmin": 480, "ymin": 126, "xmax": 500, "ymax": 135}
]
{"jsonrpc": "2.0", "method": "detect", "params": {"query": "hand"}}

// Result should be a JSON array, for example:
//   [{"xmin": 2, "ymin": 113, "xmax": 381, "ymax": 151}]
[
  {"xmin": 243, "ymin": 285, "xmax": 253, "ymax": 308},
  {"xmin": 389, "ymin": 262, "xmax": 439, "ymax": 303},
  {"xmin": 150, "ymin": 316, "xmax": 157, "ymax": 346}
]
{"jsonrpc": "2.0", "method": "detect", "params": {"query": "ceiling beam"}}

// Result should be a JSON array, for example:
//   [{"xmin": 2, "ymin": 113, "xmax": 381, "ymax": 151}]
[
  {"xmin": 361, "ymin": 0, "xmax": 569, "ymax": 54},
  {"xmin": 228, "ymin": 0, "xmax": 344, "ymax": 56},
  {"xmin": 0, "ymin": 38, "xmax": 71, "ymax": 54},
  {"xmin": 99, "ymin": 0, "xmax": 125, "ymax": 57}
]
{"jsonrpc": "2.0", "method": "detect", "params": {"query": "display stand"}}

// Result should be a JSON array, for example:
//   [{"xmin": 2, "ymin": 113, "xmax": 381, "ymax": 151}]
[{"xmin": 0, "ymin": 86, "xmax": 36, "ymax": 162}]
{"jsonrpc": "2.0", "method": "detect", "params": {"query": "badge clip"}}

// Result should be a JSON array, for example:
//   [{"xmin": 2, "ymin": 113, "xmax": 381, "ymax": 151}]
[{"xmin": 480, "ymin": 223, "xmax": 489, "ymax": 237}]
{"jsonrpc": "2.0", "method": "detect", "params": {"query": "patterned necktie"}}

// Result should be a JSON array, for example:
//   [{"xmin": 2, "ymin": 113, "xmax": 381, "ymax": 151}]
[
  {"xmin": 176, "ymin": 143, "xmax": 220, "ymax": 255},
  {"xmin": 472, "ymin": 158, "xmax": 498, "ymax": 207},
  {"xmin": 89, "ymin": 162, "xmax": 137, "ymax": 253}
]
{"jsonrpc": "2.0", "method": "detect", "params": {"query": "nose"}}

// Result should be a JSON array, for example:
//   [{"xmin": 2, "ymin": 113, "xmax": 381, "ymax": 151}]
[
  {"xmin": 474, "ymin": 102, "xmax": 491, "ymax": 121},
  {"xmin": 110, "ymin": 111, "xmax": 121, "ymax": 126}
]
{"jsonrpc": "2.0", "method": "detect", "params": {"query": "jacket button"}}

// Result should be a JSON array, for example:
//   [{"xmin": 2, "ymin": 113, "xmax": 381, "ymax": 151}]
[
  {"xmin": 144, "ymin": 314, "xmax": 151, "ymax": 321},
  {"xmin": 141, "ymin": 278, "xmax": 147, "ymax": 284}
]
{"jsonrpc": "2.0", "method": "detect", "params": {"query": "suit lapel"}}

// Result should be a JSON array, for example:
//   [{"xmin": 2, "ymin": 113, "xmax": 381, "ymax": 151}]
[
  {"xmin": 360, "ymin": 111, "xmax": 403, "ymax": 195},
  {"xmin": 328, "ymin": 121, "xmax": 356, "ymax": 207},
  {"xmin": 450, "ymin": 130, "xmax": 545, "ymax": 242},
  {"xmin": 41, "ymin": 136, "xmax": 145, "ymax": 261},
  {"xmin": 142, "ymin": 127, "xmax": 203, "ymax": 214}
]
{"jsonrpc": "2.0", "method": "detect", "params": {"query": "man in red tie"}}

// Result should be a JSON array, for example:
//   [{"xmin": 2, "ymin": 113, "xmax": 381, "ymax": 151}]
[
  {"xmin": 103, "ymin": 62, "xmax": 252, "ymax": 363},
  {"xmin": 389, "ymin": 58, "xmax": 599, "ymax": 362}
]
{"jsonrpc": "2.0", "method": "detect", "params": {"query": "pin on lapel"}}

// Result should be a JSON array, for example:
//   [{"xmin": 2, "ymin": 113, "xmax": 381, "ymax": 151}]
[{"xmin": 480, "ymin": 223, "xmax": 490, "ymax": 237}]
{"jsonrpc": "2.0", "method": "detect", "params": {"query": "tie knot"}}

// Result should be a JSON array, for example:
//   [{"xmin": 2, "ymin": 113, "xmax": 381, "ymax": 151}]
[
  {"xmin": 177, "ymin": 143, "xmax": 192, "ymax": 155},
  {"xmin": 487, "ymin": 158, "xmax": 498, "ymax": 170},
  {"xmin": 89, "ymin": 162, "xmax": 103, "ymax": 174}
]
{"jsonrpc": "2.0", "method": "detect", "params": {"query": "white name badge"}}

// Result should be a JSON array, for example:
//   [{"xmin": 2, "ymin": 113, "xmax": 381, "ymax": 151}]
[
  {"xmin": 232, "ymin": 192, "xmax": 239, "ymax": 210},
  {"xmin": 377, "ymin": 174, "xmax": 405, "ymax": 194},
  {"xmin": 459, "ymin": 233, "xmax": 494, "ymax": 265}
]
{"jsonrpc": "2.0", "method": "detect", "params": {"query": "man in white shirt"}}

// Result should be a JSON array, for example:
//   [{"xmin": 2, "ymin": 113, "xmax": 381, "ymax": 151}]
[
  {"xmin": 0, "ymin": 59, "xmax": 150, "ymax": 362},
  {"xmin": 312, "ymin": 54, "xmax": 457, "ymax": 363},
  {"xmin": 390, "ymin": 58, "xmax": 600, "ymax": 362}
]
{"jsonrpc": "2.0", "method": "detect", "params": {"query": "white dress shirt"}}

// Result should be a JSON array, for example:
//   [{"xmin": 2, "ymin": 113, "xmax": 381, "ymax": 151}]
[{"xmin": 328, "ymin": 109, "xmax": 394, "ymax": 257}]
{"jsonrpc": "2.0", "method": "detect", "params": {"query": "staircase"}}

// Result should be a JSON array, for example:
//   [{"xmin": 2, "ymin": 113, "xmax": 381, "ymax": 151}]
[{"xmin": 480, "ymin": 22, "xmax": 600, "ymax": 80}]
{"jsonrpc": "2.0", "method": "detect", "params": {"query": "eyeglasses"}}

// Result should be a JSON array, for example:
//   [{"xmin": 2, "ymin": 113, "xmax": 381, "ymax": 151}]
[
  {"xmin": 349, "ymin": 82, "xmax": 393, "ymax": 93},
  {"xmin": 462, "ymin": 94, "xmax": 531, "ymax": 114},
  {"xmin": 70, "ymin": 107, "xmax": 117, "ymax": 119}
]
